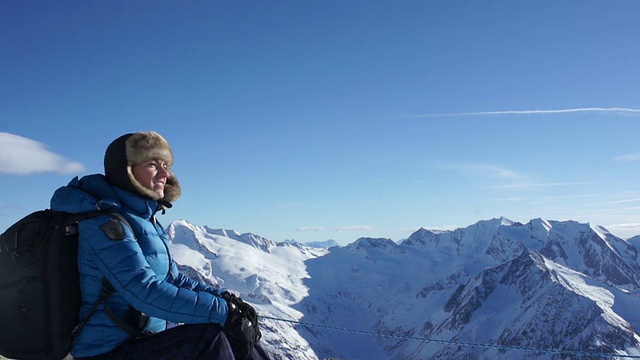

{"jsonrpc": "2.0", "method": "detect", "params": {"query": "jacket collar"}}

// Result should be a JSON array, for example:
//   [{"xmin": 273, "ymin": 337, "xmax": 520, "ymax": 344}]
[{"xmin": 111, "ymin": 185, "xmax": 160, "ymax": 220}]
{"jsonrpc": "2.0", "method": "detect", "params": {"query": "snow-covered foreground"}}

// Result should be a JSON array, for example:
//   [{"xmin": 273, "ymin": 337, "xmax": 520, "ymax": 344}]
[{"xmin": 168, "ymin": 217, "xmax": 640, "ymax": 360}]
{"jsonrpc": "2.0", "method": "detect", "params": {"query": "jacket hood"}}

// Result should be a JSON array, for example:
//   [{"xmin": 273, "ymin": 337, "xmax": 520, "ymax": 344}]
[
  {"xmin": 104, "ymin": 132, "xmax": 181, "ymax": 203},
  {"xmin": 50, "ymin": 174, "xmax": 160, "ymax": 220}
]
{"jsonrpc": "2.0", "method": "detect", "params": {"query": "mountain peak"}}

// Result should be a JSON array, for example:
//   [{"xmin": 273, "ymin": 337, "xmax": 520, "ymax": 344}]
[
  {"xmin": 473, "ymin": 216, "xmax": 515, "ymax": 230},
  {"xmin": 349, "ymin": 237, "xmax": 398, "ymax": 250},
  {"xmin": 203, "ymin": 226, "xmax": 274, "ymax": 253},
  {"xmin": 401, "ymin": 227, "xmax": 440, "ymax": 247}
]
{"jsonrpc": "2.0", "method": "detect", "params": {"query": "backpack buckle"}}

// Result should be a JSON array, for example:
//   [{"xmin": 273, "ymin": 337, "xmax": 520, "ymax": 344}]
[{"xmin": 64, "ymin": 224, "xmax": 78, "ymax": 236}]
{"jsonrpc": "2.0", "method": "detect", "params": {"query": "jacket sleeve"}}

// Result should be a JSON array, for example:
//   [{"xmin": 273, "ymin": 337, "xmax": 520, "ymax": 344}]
[
  {"xmin": 168, "ymin": 261, "xmax": 227, "ymax": 297},
  {"xmin": 78, "ymin": 216, "xmax": 228, "ymax": 326}
]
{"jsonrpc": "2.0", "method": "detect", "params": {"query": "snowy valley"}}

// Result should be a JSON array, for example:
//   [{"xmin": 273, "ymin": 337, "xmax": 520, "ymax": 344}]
[{"xmin": 167, "ymin": 218, "xmax": 640, "ymax": 360}]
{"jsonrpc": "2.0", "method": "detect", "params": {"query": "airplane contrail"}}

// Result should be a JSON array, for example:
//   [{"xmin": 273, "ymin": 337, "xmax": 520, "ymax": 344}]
[{"xmin": 401, "ymin": 107, "xmax": 640, "ymax": 118}]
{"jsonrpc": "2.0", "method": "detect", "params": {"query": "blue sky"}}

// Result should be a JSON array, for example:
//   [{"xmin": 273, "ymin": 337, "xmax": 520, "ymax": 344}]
[{"xmin": 2, "ymin": 1, "xmax": 639, "ymax": 245}]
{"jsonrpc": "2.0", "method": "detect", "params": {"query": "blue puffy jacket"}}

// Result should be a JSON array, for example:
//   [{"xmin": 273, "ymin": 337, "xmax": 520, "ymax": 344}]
[{"xmin": 50, "ymin": 174, "xmax": 228, "ymax": 357}]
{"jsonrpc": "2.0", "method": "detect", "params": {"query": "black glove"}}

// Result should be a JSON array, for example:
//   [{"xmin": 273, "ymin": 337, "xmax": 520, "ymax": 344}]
[{"xmin": 222, "ymin": 292, "xmax": 262, "ymax": 360}]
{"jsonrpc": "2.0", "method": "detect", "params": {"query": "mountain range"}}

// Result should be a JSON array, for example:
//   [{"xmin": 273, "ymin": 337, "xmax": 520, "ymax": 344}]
[{"xmin": 167, "ymin": 217, "xmax": 640, "ymax": 359}]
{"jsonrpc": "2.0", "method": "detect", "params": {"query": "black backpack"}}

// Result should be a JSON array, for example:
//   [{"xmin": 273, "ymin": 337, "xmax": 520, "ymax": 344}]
[{"xmin": 0, "ymin": 209, "xmax": 129, "ymax": 360}]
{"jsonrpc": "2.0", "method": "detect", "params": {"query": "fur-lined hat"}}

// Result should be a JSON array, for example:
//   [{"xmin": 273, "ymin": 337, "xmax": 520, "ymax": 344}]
[{"xmin": 104, "ymin": 131, "xmax": 181, "ymax": 202}]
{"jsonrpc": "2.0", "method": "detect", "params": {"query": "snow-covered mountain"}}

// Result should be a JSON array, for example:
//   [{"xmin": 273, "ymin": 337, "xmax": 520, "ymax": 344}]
[
  {"xmin": 285, "ymin": 239, "xmax": 340, "ymax": 249},
  {"xmin": 628, "ymin": 235, "xmax": 640, "ymax": 250},
  {"xmin": 167, "ymin": 217, "xmax": 640, "ymax": 359}
]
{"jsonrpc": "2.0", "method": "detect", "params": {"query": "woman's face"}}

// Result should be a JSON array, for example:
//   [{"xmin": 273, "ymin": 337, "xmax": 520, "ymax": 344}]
[{"xmin": 132, "ymin": 159, "xmax": 169, "ymax": 198}]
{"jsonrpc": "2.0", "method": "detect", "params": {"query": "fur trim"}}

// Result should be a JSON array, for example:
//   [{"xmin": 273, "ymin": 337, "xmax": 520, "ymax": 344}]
[
  {"xmin": 104, "ymin": 131, "xmax": 181, "ymax": 202},
  {"xmin": 163, "ymin": 172, "xmax": 181, "ymax": 202},
  {"xmin": 125, "ymin": 132, "xmax": 174, "ymax": 167}
]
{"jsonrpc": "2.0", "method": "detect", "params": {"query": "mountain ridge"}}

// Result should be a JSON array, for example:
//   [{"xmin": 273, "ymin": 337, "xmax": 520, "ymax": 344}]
[{"xmin": 167, "ymin": 217, "xmax": 640, "ymax": 359}]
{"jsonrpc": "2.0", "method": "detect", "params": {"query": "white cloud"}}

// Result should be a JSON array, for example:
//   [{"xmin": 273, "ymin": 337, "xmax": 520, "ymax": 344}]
[
  {"xmin": 610, "ymin": 223, "xmax": 640, "ymax": 229},
  {"xmin": 0, "ymin": 132, "xmax": 85, "ymax": 175},
  {"xmin": 336, "ymin": 226, "xmax": 376, "ymax": 232},
  {"xmin": 615, "ymin": 153, "xmax": 640, "ymax": 162},
  {"xmin": 473, "ymin": 165, "xmax": 520, "ymax": 178},
  {"xmin": 605, "ymin": 223, "xmax": 640, "ymax": 239},
  {"xmin": 489, "ymin": 181, "xmax": 598, "ymax": 190},
  {"xmin": 294, "ymin": 226, "xmax": 329, "ymax": 232},
  {"xmin": 295, "ymin": 225, "xmax": 376, "ymax": 232},
  {"xmin": 586, "ymin": 197, "xmax": 640, "ymax": 207},
  {"xmin": 493, "ymin": 194, "xmax": 594, "ymax": 202},
  {"xmin": 400, "ymin": 107, "xmax": 640, "ymax": 118},
  {"xmin": 443, "ymin": 163, "xmax": 522, "ymax": 179}
]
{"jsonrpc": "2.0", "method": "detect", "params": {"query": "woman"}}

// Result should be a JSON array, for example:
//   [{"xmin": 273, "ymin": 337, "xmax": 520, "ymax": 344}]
[{"xmin": 50, "ymin": 132, "xmax": 267, "ymax": 360}]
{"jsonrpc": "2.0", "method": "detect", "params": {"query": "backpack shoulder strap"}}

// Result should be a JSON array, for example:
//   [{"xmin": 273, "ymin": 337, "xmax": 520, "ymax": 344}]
[
  {"xmin": 67, "ymin": 210, "xmax": 134, "ymax": 339},
  {"xmin": 56, "ymin": 210, "xmax": 132, "ymax": 231}
]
